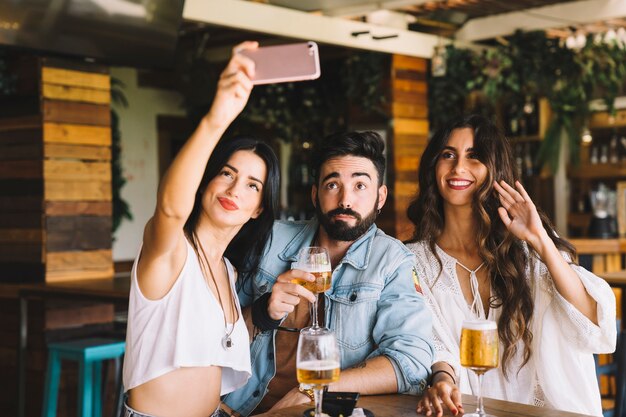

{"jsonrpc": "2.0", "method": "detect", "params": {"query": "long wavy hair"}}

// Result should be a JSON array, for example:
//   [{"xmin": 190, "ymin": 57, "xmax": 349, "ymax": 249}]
[
  {"xmin": 406, "ymin": 115, "xmax": 576, "ymax": 377},
  {"xmin": 183, "ymin": 136, "xmax": 279, "ymax": 292}
]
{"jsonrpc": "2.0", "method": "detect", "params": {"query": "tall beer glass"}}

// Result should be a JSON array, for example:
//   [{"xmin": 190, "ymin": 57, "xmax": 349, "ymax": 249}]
[
  {"xmin": 460, "ymin": 319, "xmax": 499, "ymax": 417},
  {"xmin": 297, "ymin": 327, "xmax": 340, "ymax": 417},
  {"xmin": 294, "ymin": 247, "xmax": 332, "ymax": 330}
]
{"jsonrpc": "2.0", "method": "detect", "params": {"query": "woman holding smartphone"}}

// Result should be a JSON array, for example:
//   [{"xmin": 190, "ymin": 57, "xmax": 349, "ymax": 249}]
[
  {"xmin": 406, "ymin": 115, "xmax": 616, "ymax": 416},
  {"xmin": 122, "ymin": 42, "xmax": 280, "ymax": 417}
]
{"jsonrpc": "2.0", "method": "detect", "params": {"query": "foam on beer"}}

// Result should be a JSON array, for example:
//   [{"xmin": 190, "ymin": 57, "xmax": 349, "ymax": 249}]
[
  {"xmin": 292, "ymin": 263, "xmax": 331, "ymax": 273},
  {"xmin": 462, "ymin": 319, "xmax": 497, "ymax": 331},
  {"xmin": 298, "ymin": 360, "xmax": 340, "ymax": 370}
]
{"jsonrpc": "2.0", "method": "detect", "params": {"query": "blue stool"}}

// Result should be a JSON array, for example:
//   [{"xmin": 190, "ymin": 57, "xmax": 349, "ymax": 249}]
[{"xmin": 42, "ymin": 338, "xmax": 125, "ymax": 417}]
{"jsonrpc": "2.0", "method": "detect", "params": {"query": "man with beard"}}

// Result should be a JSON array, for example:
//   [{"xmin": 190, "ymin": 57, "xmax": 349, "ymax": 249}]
[{"xmin": 222, "ymin": 131, "xmax": 434, "ymax": 416}]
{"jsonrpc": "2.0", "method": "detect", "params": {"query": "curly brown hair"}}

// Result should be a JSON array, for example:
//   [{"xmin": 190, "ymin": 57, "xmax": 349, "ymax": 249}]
[{"xmin": 406, "ymin": 115, "xmax": 576, "ymax": 377}]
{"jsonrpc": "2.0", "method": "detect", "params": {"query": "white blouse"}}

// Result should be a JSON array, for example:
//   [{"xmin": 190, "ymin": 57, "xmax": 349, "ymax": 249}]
[{"xmin": 406, "ymin": 241, "xmax": 616, "ymax": 416}]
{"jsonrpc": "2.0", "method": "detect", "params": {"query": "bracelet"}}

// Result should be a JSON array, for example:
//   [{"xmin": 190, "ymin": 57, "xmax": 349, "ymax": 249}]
[
  {"xmin": 430, "ymin": 369, "xmax": 456, "ymax": 386},
  {"xmin": 252, "ymin": 292, "xmax": 282, "ymax": 331}
]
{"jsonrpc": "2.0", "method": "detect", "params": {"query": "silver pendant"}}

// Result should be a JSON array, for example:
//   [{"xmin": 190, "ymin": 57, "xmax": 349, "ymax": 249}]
[{"xmin": 222, "ymin": 335, "xmax": 233, "ymax": 350}]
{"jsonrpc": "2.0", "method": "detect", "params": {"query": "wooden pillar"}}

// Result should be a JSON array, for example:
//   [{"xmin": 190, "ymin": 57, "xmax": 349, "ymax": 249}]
[
  {"xmin": 389, "ymin": 55, "xmax": 429, "ymax": 241},
  {"xmin": 0, "ymin": 56, "xmax": 113, "ymax": 282}
]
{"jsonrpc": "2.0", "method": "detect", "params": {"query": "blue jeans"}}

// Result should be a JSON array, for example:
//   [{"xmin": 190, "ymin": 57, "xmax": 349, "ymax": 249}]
[{"xmin": 123, "ymin": 401, "xmax": 225, "ymax": 417}]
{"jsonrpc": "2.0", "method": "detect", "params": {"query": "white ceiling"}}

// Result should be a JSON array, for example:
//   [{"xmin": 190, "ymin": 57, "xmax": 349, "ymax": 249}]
[{"xmin": 182, "ymin": 0, "xmax": 626, "ymax": 58}]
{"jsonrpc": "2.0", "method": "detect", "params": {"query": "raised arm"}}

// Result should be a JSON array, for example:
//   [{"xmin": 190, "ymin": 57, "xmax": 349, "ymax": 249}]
[
  {"xmin": 494, "ymin": 180, "xmax": 598, "ymax": 324},
  {"xmin": 137, "ymin": 42, "xmax": 257, "ymax": 299}
]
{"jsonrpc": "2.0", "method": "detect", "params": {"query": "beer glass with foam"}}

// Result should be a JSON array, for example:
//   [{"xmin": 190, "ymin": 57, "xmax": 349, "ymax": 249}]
[
  {"xmin": 293, "ymin": 246, "xmax": 332, "ymax": 329},
  {"xmin": 460, "ymin": 319, "xmax": 499, "ymax": 417},
  {"xmin": 297, "ymin": 327, "xmax": 340, "ymax": 417}
]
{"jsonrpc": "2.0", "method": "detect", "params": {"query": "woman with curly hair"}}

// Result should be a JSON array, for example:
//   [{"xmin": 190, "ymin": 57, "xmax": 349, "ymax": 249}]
[{"xmin": 406, "ymin": 115, "xmax": 616, "ymax": 416}]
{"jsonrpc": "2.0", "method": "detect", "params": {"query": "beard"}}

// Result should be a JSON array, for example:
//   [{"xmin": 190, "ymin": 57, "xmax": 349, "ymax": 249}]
[{"xmin": 315, "ymin": 195, "xmax": 379, "ymax": 242}]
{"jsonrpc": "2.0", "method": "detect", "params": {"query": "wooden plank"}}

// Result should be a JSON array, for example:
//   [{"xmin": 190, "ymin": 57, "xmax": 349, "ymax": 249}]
[
  {"xmin": 394, "ymin": 134, "xmax": 428, "ymax": 146},
  {"xmin": 0, "ymin": 129, "xmax": 41, "ymax": 145},
  {"xmin": 392, "ymin": 55, "xmax": 427, "ymax": 72},
  {"xmin": 45, "ymin": 267, "xmax": 115, "ymax": 282},
  {"xmin": 0, "ymin": 212, "xmax": 42, "ymax": 228},
  {"xmin": 44, "ymin": 160, "xmax": 111, "ymax": 181},
  {"xmin": 0, "ymin": 116, "xmax": 41, "ymax": 132},
  {"xmin": 394, "ymin": 155, "xmax": 420, "ymax": 171},
  {"xmin": 45, "ymin": 249, "xmax": 112, "ymax": 272},
  {"xmin": 394, "ymin": 118, "xmax": 429, "ymax": 136},
  {"xmin": 42, "ymin": 84, "xmax": 110, "ymax": 105},
  {"xmin": 395, "ymin": 181, "xmax": 419, "ymax": 197},
  {"xmin": 392, "ymin": 102, "xmax": 428, "ymax": 119},
  {"xmin": 44, "ymin": 143, "xmax": 111, "ymax": 161},
  {"xmin": 0, "ymin": 144, "xmax": 43, "ymax": 160},
  {"xmin": 392, "ymin": 90, "xmax": 427, "ymax": 106},
  {"xmin": 43, "ymin": 123, "xmax": 111, "ymax": 146},
  {"xmin": 42, "ymin": 100, "xmax": 111, "ymax": 126},
  {"xmin": 0, "ymin": 179, "xmax": 43, "ymax": 197},
  {"xmin": 46, "ymin": 216, "xmax": 112, "ymax": 252},
  {"xmin": 0, "ymin": 263, "xmax": 44, "ymax": 283},
  {"xmin": 394, "ymin": 170, "xmax": 419, "ymax": 183},
  {"xmin": 570, "ymin": 238, "xmax": 623, "ymax": 254},
  {"xmin": 0, "ymin": 244, "xmax": 42, "ymax": 263},
  {"xmin": 394, "ymin": 69, "xmax": 427, "ymax": 82},
  {"xmin": 0, "ymin": 229, "xmax": 42, "ymax": 244},
  {"xmin": 45, "ymin": 201, "xmax": 112, "ymax": 216},
  {"xmin": 0, "ymin": 160, "xmax": 41, "ymax": 179},
  {"xmin": 392, "ymin": 79, "xmax": 427, "ymax": 94},
  {"xmin": 43, "ymin": 57, "xmax": 109, "ymax": 75},
  {"xmin": 45, "ymin": 180, "xmax": 112, "ymax": 201},
  {"xmin": 0, "ymin": 196, "xmax": 42, "ymax": 212},
  {"xmin": 41, "ymin": 67, "xmax": 110, "ymax": 90}
]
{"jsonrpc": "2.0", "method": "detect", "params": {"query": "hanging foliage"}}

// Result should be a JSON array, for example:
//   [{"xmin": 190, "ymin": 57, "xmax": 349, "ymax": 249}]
[
  {"xmin": 175, "ymin": 44, "xmax": 390, "ymax": 146},
  {"xmin": 110, "ymin": 77, "xmax": 133, "ymax": 233},
  {"xmin": 429, "ymin": 30, "xmax": 626, "ymax": 172}
]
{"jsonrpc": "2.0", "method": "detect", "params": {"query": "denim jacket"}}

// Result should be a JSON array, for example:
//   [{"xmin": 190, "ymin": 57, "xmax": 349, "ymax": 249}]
[{"xmin": 223, "ymin": 219, "xmax": 434, "ymax": 416}]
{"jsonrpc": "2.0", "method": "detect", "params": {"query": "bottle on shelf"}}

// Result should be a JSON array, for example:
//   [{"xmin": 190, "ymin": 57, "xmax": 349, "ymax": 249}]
[
  {"xmin": 610, "ymin": 131, "xmax": 619, "ymax": 164},
  {"xmin": 590, "ymin": 146, "xmax": 599, "ymax": 164},
  {"xmin": 600, "ymin": 144, "xmax": 609, "ymax": 164},
  {"xmin": 523, "ymin": 142, "xmax": 534, "ymax": 177}
]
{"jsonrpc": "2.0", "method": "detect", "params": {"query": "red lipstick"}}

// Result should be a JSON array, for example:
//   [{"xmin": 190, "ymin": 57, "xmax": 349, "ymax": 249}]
[{"xmin": 217, "ymin": 197, "xmax": 239, "ymax": 210}]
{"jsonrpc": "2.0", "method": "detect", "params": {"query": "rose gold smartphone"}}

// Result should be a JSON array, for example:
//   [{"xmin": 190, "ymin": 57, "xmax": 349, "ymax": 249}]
[{"xmin": 238, "ymin": 41, "xmax": 321, "ymax": 85}]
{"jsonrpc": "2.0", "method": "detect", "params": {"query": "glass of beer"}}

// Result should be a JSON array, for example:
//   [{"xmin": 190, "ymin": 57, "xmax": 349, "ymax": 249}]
[
  {"xmin": 297, "ymin": 327, "xmax": 340, "ymax": 417},
  {"xmin": 294, "ymin": 247, "xmax": 332, "ymax": 330},
  {"xmin": 460, "ymin": 319, "xmax": 499, "ymax": 417}
]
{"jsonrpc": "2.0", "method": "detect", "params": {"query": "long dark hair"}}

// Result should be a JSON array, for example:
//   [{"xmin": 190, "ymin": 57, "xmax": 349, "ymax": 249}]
[
  {"xmin": 183, "ymin": 136, "xmax": 279, "ymax": 290},
  {"xmin": 406, "ymin": 115, "xmax": 576, "ymax": 377}
]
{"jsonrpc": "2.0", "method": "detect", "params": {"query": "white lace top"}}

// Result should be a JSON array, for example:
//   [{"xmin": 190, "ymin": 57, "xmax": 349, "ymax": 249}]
[{"xmin": 406, "ymin": 241, "xmax": 616, "ymax": 416}]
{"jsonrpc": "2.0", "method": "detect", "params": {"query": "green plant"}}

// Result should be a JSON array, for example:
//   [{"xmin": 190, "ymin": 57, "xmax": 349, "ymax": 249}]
[
  {"xmin": 176, "ymin": 45, "xmax": 389, "ymax": 146},
  {"xmin": 110, "ymin": 77, "xmax": 132, "ymax": 233},
  {"xmin": 431, "ymin": 30, "xmax": 626, "ymax": 172}
]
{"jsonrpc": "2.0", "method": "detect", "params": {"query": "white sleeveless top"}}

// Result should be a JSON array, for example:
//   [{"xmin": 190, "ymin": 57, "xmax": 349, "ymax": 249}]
[{"xmin": 123, "ymin": 240, "xmax": 251, "ymax": 395}]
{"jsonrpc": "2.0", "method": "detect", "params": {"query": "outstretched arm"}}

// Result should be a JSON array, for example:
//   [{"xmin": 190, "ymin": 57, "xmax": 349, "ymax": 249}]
[
  {"xmin": 138, "ymin": 42, "xmax": 257, "ymax": 299},
  {"xmin": 494, "ymin": 180, "xmax": 598, "ymax": 324}
]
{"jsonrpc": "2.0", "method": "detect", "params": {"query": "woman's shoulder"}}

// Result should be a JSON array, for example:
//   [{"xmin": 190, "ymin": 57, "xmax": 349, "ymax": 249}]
[{"xmin": 404, "ymin": 240, "xmax": 433, "ymax": 258}]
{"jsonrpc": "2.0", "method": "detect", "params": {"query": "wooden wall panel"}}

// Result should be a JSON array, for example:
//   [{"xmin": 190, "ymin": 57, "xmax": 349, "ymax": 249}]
[
  {"xmin": 43, "ymin": 101, "xmax": 111, "ymax": 126},
  {"xmin": 44, "ymin": 144, "xmax": 111, "ymax": 161},
  {"xmin": 0, "ymin": 57, "xmax": 113, "ymax": 283},
  {"xmin": 390, "ymin": 55, "xmax": 429, "ymax": 241},
  {"xmin": 43, "ymin": 123, "xmax": 111, "ymax": 146}
]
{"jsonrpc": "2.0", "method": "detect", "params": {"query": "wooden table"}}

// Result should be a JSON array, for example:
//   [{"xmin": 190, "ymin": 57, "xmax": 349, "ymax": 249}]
[
  {"xmin": 256, "ymin": 394, "xmax": 594, "ymax": 417},
  {"xmin": 16, "ymin": 275, "xmax": 130, "ymax": 417}
]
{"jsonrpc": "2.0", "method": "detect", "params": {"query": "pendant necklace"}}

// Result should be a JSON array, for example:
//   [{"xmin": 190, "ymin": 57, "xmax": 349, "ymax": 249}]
[{"xmin": 199, "ymin": 238, "xmax": 239, "ymax": 350}]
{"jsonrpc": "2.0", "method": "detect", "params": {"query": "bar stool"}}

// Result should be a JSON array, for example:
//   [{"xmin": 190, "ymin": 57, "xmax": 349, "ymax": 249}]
[{"xmin": 42, "ymin": 338, "xmax": 125, "ymax": 417}]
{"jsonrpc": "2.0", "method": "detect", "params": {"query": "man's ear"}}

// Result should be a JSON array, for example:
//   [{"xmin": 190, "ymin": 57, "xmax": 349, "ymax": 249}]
[
  {"xmin": 311, "ymin": 185, "xmax": 318, "ymax": 208},
  {"xmin": 377, "ymin": 185, "xmax": 388, "ymax": 210}
]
